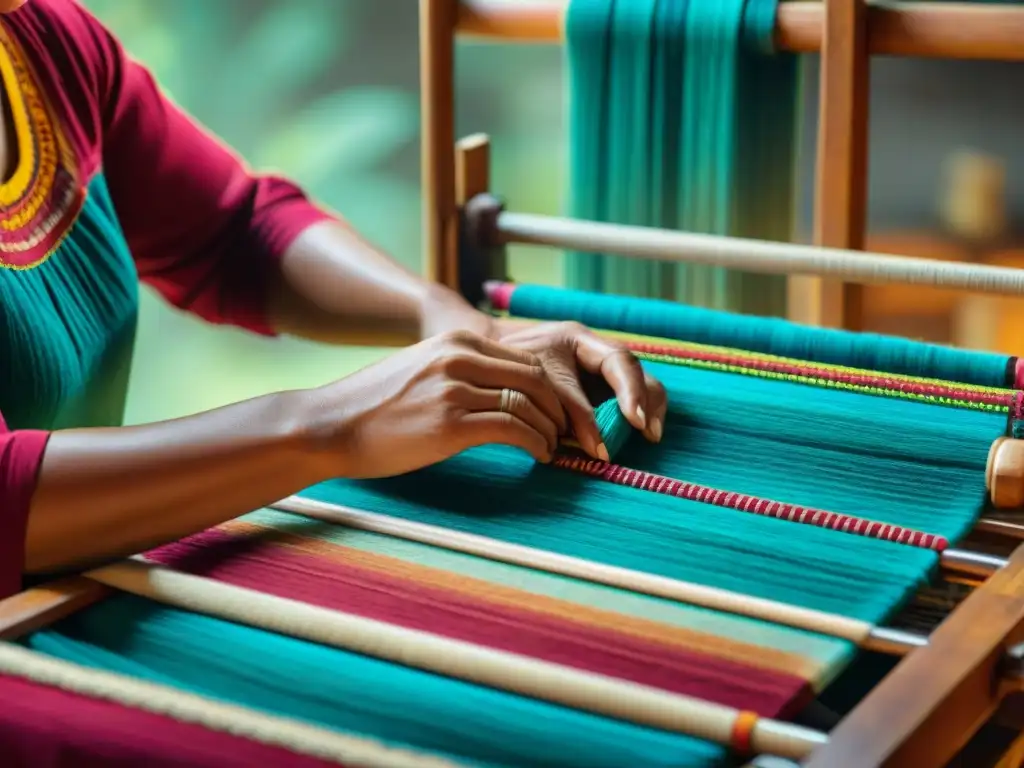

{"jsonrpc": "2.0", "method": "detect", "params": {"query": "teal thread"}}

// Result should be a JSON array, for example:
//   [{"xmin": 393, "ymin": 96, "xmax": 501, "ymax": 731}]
[
  {"xmin": 563, "ymin": 0, "xmax": 799, "ymax": 315},
  {"xmin": 506, "ymin": 284, "xmax": 1013, "ymax": 389}
]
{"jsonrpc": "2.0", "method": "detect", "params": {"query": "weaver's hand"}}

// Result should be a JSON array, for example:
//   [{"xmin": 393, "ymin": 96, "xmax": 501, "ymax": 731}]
[
  {"xmin": 493, "ymin": 320, "xmax": 667, "ymax": 461},
  {"xmin": 418, "ymin": 291, "xmax": 666, "ymax": 462},
  {"xmin": 307, "ymin": 330, "xmax": 568, "ymax": 479}
]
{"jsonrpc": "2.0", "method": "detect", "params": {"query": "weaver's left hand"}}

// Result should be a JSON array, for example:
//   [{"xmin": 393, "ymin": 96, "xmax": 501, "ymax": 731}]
[{"xmin": 491, "ymin": 320, "xmax": 666, "ymax": 461}]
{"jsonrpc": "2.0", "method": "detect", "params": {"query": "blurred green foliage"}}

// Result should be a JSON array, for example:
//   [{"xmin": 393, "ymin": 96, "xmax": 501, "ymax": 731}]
[{"xmin": 81, "ymin": 0, "xmax": 566, "ymax": 424}]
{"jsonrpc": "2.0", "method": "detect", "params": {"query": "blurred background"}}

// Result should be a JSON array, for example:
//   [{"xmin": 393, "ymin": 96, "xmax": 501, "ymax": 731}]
[{"xmin": 83, "ymin": 0, "xmax": 1024, "ymax": 424}]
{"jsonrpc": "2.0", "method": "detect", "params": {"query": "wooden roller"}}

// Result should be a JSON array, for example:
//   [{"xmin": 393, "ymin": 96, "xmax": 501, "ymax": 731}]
[{"xmin": 987, "ymin": 438, "xmax": 1024, "ymax": 508}]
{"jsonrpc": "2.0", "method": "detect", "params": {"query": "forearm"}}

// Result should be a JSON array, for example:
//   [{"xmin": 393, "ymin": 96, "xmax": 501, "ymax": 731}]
[
  {"xmin": 25, "ymin": 390, "xmax": 327, "ymax": 574},
  {"xmin": 270, "ymin": 220, "xmax": 487, "ymax": 345}
]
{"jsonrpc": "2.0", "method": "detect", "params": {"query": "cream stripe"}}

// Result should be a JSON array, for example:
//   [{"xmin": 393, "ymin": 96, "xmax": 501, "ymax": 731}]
[
  {"xmin": 87, "ymin": 558, "xmax": 828, "ymax": 761},
  {"xmin": 0, "ymin": 642, "xmax": 462, "ymax": 768}
]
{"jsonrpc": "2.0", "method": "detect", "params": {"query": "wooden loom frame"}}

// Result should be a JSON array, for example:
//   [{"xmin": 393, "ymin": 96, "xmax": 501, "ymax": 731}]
[{"xmin": 419, "ymin": 0, "xmax": 1024, "ymax": 765}]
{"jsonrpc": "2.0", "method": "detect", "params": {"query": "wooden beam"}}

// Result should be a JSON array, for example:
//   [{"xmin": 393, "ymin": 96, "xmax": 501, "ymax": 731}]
[
  {"xmin": 805, "ymin": 543, "xmax": 1024, "ymax": 767},
  {"xmin": 455, "ymin": 2, "xmax": 1024, "ymax": 63},
  {"xmin": 421, "ymin": 0, "xmax": 460, "ymax": 289},
  {"xmin": 0, "ymin": 577, "xmax": 108, "ymax": 641},
  {"xmin": 790, "ymin": 0, "xmax": 870, "ymax": 330}
]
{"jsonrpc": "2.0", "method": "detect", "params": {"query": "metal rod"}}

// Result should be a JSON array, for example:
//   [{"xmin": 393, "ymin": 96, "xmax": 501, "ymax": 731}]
[
  {"xmin": 863, "ymin": 626, "xmax": 930, "ymax": 657},
  {"xmin": 455, "ymin": 1, "xmax": 1024, "ymax": 63},
  {"xmin": 493, "ymin": 210, "xmax": 1024, "ymax": 297},
  {"xmin": 940, "ymin": 549, "xmax": 1008, "ymax": 580}
]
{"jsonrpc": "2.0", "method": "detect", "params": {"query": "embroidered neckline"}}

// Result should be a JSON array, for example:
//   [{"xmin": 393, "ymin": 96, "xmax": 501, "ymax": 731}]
[{"xmin": 0, "ymin": 22, "xmax": 84, "ymax": 270}]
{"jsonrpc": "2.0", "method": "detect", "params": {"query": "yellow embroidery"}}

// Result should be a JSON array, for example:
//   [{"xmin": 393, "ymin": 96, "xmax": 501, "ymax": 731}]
[{"xmin": 0, "ymin": 22, "xmax": 84, "ymax": 270}]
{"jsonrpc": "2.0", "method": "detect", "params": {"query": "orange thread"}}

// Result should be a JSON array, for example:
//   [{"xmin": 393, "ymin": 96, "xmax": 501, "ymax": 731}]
[{"xmin": 730, "ymin": 710, "xmax": 759, "ymax": 754}]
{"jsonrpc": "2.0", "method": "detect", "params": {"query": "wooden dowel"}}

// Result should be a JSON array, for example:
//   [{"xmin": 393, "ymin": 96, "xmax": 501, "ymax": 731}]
[
  {"xmin": 273, "ymin": 496, "xmax": 875, "ymax": 644},
  {"xmin": 490, "ymin": 210, "xmax": 1024, "ymax": 297},
  {"xmin": 89, "ymin": 558, "xmax": 829, "ymax": 760},
  {"xmin": 275, "ymin": 497, "xmax": 1005, "ymax": 629},
  {"xmin": 455, "ymin": 1, "xmax": 1024, "ymax": 62},
  {"xmin": 974, "ymin": 518, "xmax": 1024, "ymax": 540},
  {"xmin": 989, "ymin": 438, "xmax": 1024, "ymax": 510},
  {"xmin": 0, "ymin": 643, "xmax": 460, "ymax": 767}
]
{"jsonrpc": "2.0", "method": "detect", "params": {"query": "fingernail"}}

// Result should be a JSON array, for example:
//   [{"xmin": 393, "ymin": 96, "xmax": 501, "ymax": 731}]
[
  {"xmin": 597, "ymin": 442, "xmax": 610, "ymax": 462},
  {"xmin": 650, "ymin": 417, "xmax": 663, "ymax": 443},
  {"xmin": 636, "ymin": 405, "xmax": 647, "ymax": 429}
]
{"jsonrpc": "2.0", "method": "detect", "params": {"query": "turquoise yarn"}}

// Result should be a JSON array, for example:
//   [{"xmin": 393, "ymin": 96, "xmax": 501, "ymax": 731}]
[
  {"xmin": 23, "ymin": 359, "xmax": 1000, "ymax": 765},
  {"xmin": 504, "ymin": 284, "xmax": 1014, "ymax": 388},
  {"xmin": 295, "ymin": 359, "xmax": 992, "ymax": 624},
  {"xmin": 26, "ymin": 594, "xmax": 726, "ymax": 768},
  {"xmin": 563, "ymin": 0, "xmax": 800, "ymax": 315},
  {"xmin": 593, "ymin": 398, "xmax": 635, "ymax": 459}
]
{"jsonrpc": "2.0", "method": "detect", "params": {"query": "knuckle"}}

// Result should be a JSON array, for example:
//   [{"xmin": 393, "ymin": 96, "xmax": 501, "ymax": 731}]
[
  {"xmin": 432, "ymin": 350, "xmax": 474, "ymax": 378},
  {"xmin": 438, "ymin": 329, "xmax": 479, "ymax": 348},
  {"xmin": 558, "ymin": 320, "xmax": 588, "ymax": 337},
  {"xmin": 438, "ymin": 381, "xmax": 467, "ymax": 406},
  {"xmin": 522, "ymin": 363, "xmax": 547, "ymax": 384}
]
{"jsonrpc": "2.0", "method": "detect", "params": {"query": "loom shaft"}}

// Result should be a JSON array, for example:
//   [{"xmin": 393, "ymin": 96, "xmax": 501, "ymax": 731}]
[{"xmin": 455, "ymin": 1, "xmax": 1024, "ymax": 62}]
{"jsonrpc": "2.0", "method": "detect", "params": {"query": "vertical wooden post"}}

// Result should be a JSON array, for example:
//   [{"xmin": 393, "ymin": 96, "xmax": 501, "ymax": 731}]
[
  {"xmin": 455, "ymin": 134, "xmax": 504, "ymax": 306},
  {"xmin": 455, "ymin": 133, "xmax": 491, "ymax": 206},
  {"xmin": 789, "ymin": 0, "xmax": 869, "ymax": 329},
  {"xmin": 420, "ymin": 0, "xmax": 459, "ymax": 289}
]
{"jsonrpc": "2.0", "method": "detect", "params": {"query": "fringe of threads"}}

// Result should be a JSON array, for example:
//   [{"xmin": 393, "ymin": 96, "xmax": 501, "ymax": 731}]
[{"xmin": 552, "ymin": 456, "xmax": 949, "ymax": 553}]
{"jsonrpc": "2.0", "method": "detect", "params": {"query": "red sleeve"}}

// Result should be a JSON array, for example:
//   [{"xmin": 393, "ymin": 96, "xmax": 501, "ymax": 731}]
[
  {"xmin": 86, "ymin": 6, "xmax": 333, "ymax": 334},
  {"xmin": 0, "ymin": 413, "xmax": 49, "ymax": 600}
]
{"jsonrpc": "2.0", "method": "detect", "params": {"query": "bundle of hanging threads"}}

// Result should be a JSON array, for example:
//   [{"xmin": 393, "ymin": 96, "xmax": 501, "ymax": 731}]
[{"xmin": 563, "ymin": 0, "xmax": 800, "ymax": 315}]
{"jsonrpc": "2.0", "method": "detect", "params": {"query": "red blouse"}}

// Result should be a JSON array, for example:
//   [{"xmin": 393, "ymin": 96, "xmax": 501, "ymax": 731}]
[{"xmin": 0, "ymin": 0, "xmax": 332, "ymax": 598}]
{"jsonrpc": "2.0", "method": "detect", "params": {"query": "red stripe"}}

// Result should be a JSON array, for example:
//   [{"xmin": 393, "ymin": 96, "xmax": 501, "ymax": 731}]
[
  {"xmin": 628, "ymin": 341, "xmax": 1015, "ymax": 408},
  {"xmin": 146, "ymin": 529, "xmax": 813, "ymax": 718},
  {"xmin": 553, "ymin": 456, "xmax": 949, "ymax": 552},
  {"xmin": 0, "ymin": 673, "xmax": 340, "ymax": 768}
]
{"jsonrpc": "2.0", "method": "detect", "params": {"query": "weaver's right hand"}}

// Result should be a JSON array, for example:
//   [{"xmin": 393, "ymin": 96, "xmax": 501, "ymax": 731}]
[{"xmin": 302, "ymin": 330, "xmax": 569, "ymax": 479}]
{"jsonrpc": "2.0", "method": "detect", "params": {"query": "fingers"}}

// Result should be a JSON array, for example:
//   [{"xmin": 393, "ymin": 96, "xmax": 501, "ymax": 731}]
[
  {"xmin": 456, "ymin": 356, "xmax": 568, "ymax": 435},
  {"xmin": 453, "ymin": 412, "xmax": 553, "ymax": 463},
  {"xmin": 643, "ymin": 372, "xmax": 667, "ymax": 443},
  {"xmin": 459, "ymin": 385, "xmax": 559, "ymax": 454},
  {"xmin": 572, "ymin": 333, "xmax": 650, "ymax": 431},
  {"xmin": 543, "ymin": 356, "xmax": 607, "ymax": 462}
]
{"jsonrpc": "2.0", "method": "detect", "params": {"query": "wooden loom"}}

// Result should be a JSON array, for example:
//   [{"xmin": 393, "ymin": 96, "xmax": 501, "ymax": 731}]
[
  {"xmin": 3, "ymin": 1, "xmax": 1024, "ymax": 767},
  {"xmin": 417, "ymin": 0, "xmax": 1024, "ymax": 766}
]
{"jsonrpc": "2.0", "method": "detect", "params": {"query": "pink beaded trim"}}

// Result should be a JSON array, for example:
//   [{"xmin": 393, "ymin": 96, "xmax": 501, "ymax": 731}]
[{"xmin": 553, "ymin": 456, "xmax": 949, "ymax": 552}]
